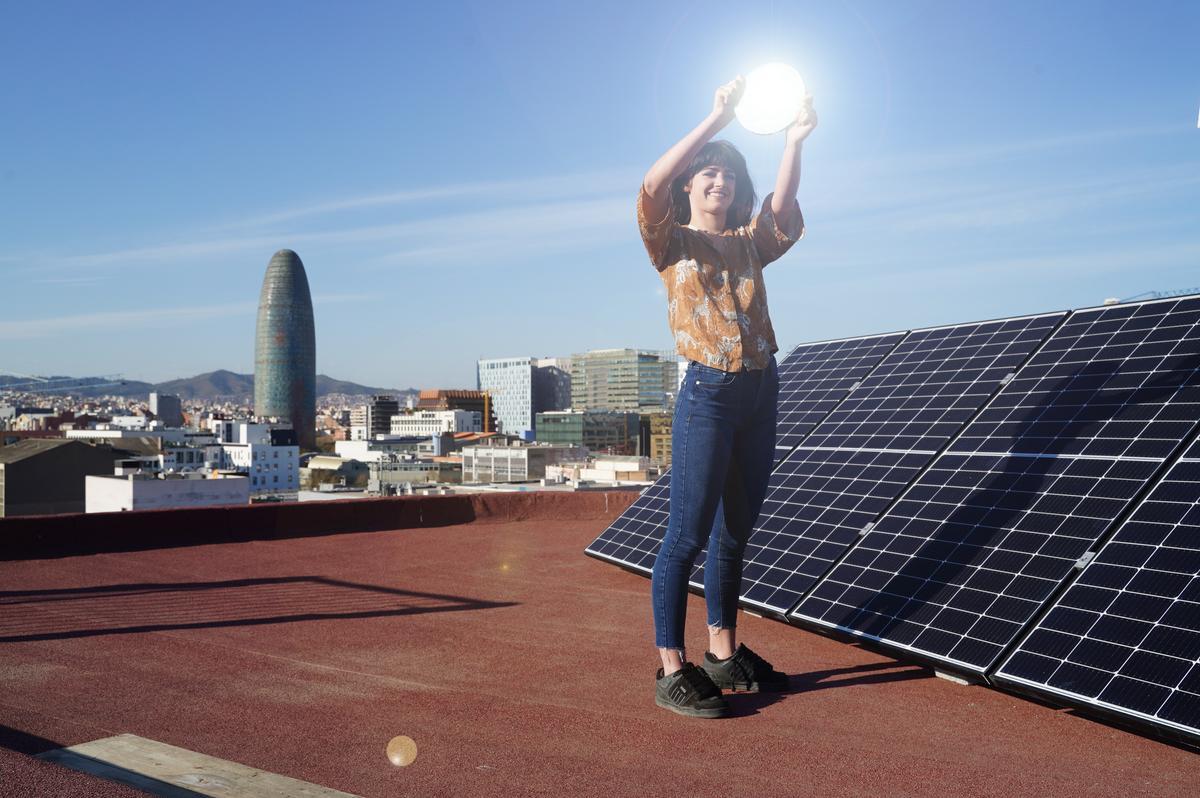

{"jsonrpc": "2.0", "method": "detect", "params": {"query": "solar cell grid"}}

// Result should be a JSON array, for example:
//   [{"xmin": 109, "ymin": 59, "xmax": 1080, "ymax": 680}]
[
  {"xmin": 731, "ymin": 447, "xmax": 933, "ymax": 612},
  {"xmin": 775, "ymin": 333, "xmax": 905, "ymax": 450},
  {"xmin": 584, "ymin": 472, "xmax": 669, "ymax": 572},
  {"xmin": 995, "ymin": 443, "xmax": 1200, "ymax": 739},
  {"xmin": 702, "ymin": 314, "xmax": 1065, "ymax": 615},
  {"xmin": 804, "ymin": 315, "xmax": 1063, "ymax": 452},
  {"xmin": 950, "ymin": 297, "xmax": 1200, "ymax": 459},
  {"xmin": 795, "ymin": 298, "xmax": 1200, "ymax": 672},
  {"xmin": 794, "ymin": 453, "xmax": 1161, "ymax": 670}
]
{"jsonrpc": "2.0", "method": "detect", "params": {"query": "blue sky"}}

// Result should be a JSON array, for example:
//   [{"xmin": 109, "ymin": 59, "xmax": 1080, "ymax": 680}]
[{"xmin": 2, "ymin": 1, "xmax": 1198, "ymax": 390}]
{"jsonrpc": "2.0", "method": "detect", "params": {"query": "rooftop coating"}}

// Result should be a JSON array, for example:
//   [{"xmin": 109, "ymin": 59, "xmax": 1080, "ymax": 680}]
[{"xmin": 0, "ymin": 492, "xmax": 1196, "ymax": 797}]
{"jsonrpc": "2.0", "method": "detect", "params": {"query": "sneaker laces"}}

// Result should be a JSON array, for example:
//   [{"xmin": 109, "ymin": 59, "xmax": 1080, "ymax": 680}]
[
  {"xmin": 734, "ymin": 644, "xmax": 776, "ymax": 678},
  {"xmin": 679, "ymin": 664, "xmax": 721, "ymax": 699}
]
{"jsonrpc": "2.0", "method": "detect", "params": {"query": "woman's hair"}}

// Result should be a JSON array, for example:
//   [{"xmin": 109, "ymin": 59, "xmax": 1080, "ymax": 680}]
[{"xmin": 670, "ymin": 140, "xmax": 756, "ymax": 230}]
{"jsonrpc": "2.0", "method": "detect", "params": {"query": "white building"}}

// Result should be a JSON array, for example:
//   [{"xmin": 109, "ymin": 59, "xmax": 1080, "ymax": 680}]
[
  {"xmin": 112, "ymin": 445, "xmax": 211, "ymax": 476},
  {"xmin": 390, "ymin": 409, "xmax": 481, "ymax": 436},
  {"xmin": 545, "ymin": 455, "xmax": 661, "ymax": 485},
  {"xmin": 86, "ymin": 473, "xmax": 249, "ymax": 513},
  {"xmin": 208, "ymin": 420, "xmax": 299, "ymax": 497},
  {"xmin": 335, "ymin": 436, "xmax": 429, "ymax": 463},
  {"xmin": 66, "ymin": 427, "xmax": 190, "ymax": 445},
  {"xmin": 108, "ymin": 415, "xmax": 151, "ymax": 431},
  {"xmin": 461, "ymin": 441, "xmax": 586, "ymax": 483}
]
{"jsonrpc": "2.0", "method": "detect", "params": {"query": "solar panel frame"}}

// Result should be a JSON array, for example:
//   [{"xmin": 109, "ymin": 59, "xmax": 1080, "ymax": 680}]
[
  {"xmin": 792, "ymin": 296, "xmax": 1200, "ymax": 674},
  {"xmin": 992, "ymin": 435, "xmax": 1200, "ymax": 742}
]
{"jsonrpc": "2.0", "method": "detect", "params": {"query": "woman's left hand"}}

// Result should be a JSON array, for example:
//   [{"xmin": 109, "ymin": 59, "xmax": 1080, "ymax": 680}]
[{"xmin": 786, "ymin": 94, "xmax": 818, "ymax": 146}]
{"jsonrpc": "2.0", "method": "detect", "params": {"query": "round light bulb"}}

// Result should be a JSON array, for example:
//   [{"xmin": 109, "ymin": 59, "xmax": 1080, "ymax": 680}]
[{"xmin": 736, "ymin": 63, "xmax": 807, "ymax": 135}]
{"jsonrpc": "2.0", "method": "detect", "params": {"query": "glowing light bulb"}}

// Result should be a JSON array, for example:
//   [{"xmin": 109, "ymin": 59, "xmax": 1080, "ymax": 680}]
[{"xmin": 736, "ymin": 63, "xmax": 807, "ymax": 135}]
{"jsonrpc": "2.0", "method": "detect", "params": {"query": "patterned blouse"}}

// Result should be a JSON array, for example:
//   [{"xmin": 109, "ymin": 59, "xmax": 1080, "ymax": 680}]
[{"xmin": 637, "ymin": 186, "xmax": 804, "ymax": 372}]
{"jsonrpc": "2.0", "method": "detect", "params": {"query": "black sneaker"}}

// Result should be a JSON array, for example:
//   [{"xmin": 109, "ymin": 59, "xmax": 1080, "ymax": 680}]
[
  {"xmin": 702, "ymin": 643, "xmax": 788, "ymax": 692},
  {"xmin": 655, "ymin": 663, "xmax": 730, "ymax": 718}
]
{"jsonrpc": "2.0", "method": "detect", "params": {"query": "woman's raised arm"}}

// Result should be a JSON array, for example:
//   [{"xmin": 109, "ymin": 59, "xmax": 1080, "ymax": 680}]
[
  {"xmin": 770, "ymin": 95, "xmax": 817, "ymax": 229},
  {"xmin": 641, "ymin": 76, "xmax": 745, "ymax": 222}
]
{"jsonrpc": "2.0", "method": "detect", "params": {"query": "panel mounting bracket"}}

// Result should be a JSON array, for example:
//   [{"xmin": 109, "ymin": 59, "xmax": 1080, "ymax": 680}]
[{"xmin": 1074, "ymin": 550, "xmax": 1097, "ymax": 570}]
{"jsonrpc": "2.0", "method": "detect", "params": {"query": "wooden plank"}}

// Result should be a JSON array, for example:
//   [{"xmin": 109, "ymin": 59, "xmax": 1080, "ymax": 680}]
[{"xmin": 37, "ymin": 734, "xmax": 361, "ymax": 798}]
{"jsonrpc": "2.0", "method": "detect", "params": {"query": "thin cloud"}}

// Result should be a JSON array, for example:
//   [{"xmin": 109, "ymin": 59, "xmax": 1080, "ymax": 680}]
[
  {"xmin": 0, "ymin": 293, "xmax": 370, "ymax": 340},
  {"xmin": 17, "ymin": 194, "xmax": 633, "ymax": 277},
  {"xmin": 208, "ymin": 169, "xmax": 640, "ymax": 230},
  {"xmin": 822, "ymin": 163, "xmax": 1200, "ymax": 234},
  {"xmin": 841, "ymin": 123, "xmax": 1182, "ymax": 177}
]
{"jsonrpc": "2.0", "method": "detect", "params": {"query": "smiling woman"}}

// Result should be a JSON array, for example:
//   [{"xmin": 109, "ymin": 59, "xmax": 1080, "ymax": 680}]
[{"xmin": 637, "ymin": 74, "xmax": 816, "ymax": 719}]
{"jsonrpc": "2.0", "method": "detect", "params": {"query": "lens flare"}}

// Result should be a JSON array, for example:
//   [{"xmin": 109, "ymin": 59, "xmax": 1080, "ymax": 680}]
[
  {"xmin": 736, "ymin": 63, "xmax": 807, "ymax": 135},
  {"xmin": 386, "ymin": 735, "xmax": 418, "ymax": 767}
]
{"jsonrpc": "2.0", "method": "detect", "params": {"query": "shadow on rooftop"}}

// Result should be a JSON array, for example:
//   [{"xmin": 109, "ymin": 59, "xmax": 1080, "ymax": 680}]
[
  {"xmin": 728, "ymin": 659, "xmax": 933, "ymax": 717},
  {"xmin": 0, "ymin": 723, "xmax": 61, "ymax": 756},
  {"xmin": 0, "ymin": 576, "xmax": 517, "ymax": 643}
]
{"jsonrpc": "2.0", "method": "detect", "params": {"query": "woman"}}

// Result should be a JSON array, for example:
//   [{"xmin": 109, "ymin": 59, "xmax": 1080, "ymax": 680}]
[{"xmin": 639, "ymin": 75, "xmax": 817, "ymax": 718}]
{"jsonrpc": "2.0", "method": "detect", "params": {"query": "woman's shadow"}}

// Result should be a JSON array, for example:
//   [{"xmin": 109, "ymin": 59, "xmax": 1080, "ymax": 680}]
[
  {"xmin": 727, "ymin": 658, "xmax": 934, "ymax": 716},
  {"xmin": 827, "ymin": 345, "xmax": 1200, "ymax": 669}
]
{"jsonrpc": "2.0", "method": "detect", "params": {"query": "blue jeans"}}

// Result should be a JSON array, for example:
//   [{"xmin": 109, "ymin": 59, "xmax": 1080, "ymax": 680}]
[{"xmin": 651, "ymin": 355, "xmax": 779, "ymax": 650}]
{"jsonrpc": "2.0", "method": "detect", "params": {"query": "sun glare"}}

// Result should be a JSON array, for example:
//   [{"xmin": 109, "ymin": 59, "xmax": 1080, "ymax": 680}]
[{"xmin": 736, "ymin": 62, "xmax": 807, "ymax": 135}]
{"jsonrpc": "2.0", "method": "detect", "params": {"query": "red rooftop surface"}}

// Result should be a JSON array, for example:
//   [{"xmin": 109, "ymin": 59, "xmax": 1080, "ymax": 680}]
[{"xmin": 1, "ymin": 492, "xmax": 1197, "ymax": 797}]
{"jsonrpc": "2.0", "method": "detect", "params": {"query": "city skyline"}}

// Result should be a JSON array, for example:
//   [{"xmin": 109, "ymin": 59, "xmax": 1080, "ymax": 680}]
[{"xmin": 2, "ymin": 2, "xmax": 1198, "ymax": 388}]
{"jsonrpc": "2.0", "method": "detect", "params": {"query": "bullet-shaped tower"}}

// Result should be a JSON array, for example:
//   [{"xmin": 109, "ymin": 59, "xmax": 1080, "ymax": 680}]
[{"xmin": 254, "ymin": 249, "xmax": 316, "ymax": 450}]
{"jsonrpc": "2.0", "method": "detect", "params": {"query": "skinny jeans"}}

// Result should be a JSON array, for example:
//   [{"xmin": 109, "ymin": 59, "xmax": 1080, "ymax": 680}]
[{"xmin": 651, "ymin": 355, "xmax": 779, "ymax": 650}]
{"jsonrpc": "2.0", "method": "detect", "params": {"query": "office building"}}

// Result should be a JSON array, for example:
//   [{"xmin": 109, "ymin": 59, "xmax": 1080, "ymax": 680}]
[
  {"xmin": 149, "ymin": 392, "xmax": 184, "ymax": 427},
  {"xmin": 570, "ymin": 349, "xmax": 679, "ymax": 412},
  {"xmin": 254, "ymin": 248, "xmax": 317, "ymax": 450}
]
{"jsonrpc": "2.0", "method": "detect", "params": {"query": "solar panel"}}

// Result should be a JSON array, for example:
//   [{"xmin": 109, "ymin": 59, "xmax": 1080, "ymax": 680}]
[
  {"xmin": 734, "ymin": 447, "xmax": 932, "ymax": 613},
  {"xmin": 583, "ymin": 471, "xmax": 670, "ymax": 573},
  {"xmin": 585, "ymin": 332, "xmax": 904, "ymax": 573},
  {"xmin": 802, "ymin": 315, "xmax": 1064, "ymax": 452},
  {"xmin": 709, "ymin": 313, "xmax": 1065, "ymax": 614},
  {"xmin": 794, "ymin": 297, "xmax": 1200, "ymax": 673},
  {"xmin": 994, "ymin": 437, "xmax": 1200, "ymax": 742},
  {"xmin": 950, "ymin": 298, "xmax": 1200, "ymax": 459},
  {"xmin": 775, "ymin": 333, "xmax": 905, "ymax": 451}
]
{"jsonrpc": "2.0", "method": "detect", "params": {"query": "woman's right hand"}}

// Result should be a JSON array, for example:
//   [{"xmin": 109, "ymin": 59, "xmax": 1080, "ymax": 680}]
[{"xmin": 712, "ymin": 76, "xmax": 745, "ymax": 124}]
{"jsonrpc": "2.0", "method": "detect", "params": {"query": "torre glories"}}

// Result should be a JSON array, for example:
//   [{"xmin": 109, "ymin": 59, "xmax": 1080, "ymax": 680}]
[{"xmin": 254, "ymin": 249, "xmax": 316, "ymax": 451}]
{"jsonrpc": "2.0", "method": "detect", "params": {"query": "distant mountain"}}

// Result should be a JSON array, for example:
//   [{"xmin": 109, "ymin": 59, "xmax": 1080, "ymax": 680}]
[
  {"xmin": 154, "ymin": 370, "xmax": 252, "ymax": 400},
  {"xmin": 315, "ymin": 375, "xmax": 408, "ymax": 397},
  {"xmin": 0, "ymin": 374, "xmax": 154, "ymax": 398},
  {"xmin": 3, "ymin": 371, "xmax": 415, "ymax": 401}
]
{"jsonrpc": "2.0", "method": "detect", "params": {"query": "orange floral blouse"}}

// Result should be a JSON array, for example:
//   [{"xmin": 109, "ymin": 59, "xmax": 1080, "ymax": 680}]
[{"xmin": 637, "ymin": 186, "xmax": 804, "ymax": 372}]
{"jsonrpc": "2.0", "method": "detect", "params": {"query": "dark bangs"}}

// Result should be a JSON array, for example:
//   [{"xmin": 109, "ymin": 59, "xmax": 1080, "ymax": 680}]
[{"xmin": 670, "ymin": 140, "xmax": 756, "ymax": 230}]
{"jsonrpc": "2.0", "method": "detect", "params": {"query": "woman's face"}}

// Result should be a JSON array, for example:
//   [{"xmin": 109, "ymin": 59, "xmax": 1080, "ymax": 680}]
[{"xmin": 685, "ymin": 164, "xmax": 737, "ymax": 219}]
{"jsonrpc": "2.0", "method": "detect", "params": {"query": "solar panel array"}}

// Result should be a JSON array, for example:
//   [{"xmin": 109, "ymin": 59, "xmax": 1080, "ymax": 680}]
[
  {"xmin": 585, "ymin": 333, "xmax": 904, "ymax": 573},
  {"xmin": 731, "ymin": 314, "xmax": 1065, "ymax": 614},
  {"xmin": 585, "ymin": 294, "xmax": 1200, "ymax": 742},
  {"xmin": 774, "ymin": 334, "xmax": 906, "ymax": 451},
  {"xmin": 994, "ymin": 436, "xmax": 1200, "ymax": 740},
  {"xmin": 794, "ymin": 297, "xmax": 1200, "ymax": 675}
]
